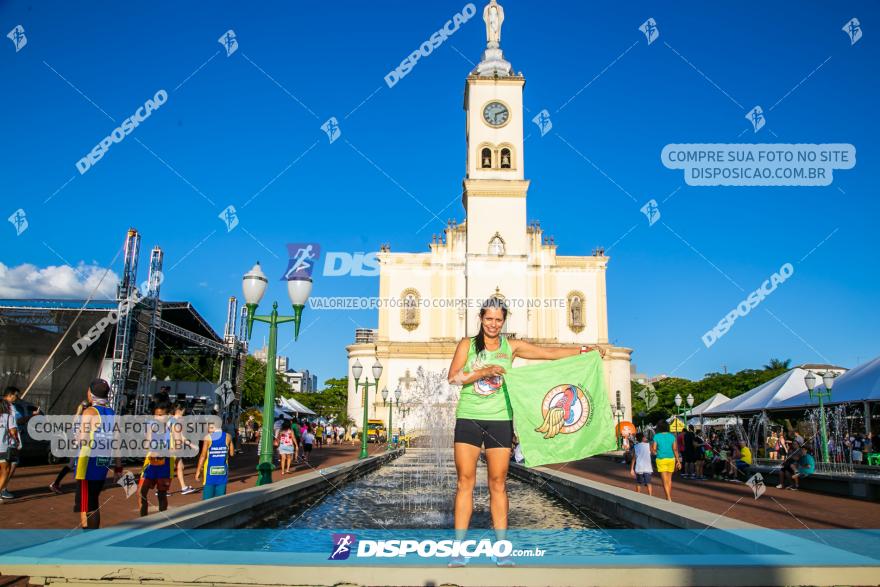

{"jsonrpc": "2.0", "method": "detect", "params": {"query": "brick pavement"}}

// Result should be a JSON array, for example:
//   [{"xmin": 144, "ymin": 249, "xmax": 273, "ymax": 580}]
[
  {"xmin": 2, "ymin": 446, "xmax": 877, "ymax": 531},
  {"xmin": 548, "ymin": 458, "xmax": 880, "ymax": 529},
  {"xmin": 0, "ymin": 440, "xmax": 386, "ymax": 530}
]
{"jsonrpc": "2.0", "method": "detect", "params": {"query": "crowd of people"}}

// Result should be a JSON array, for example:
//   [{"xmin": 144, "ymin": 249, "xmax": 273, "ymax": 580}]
[{"xmin": 622, "ymin": 420, "xmax": 831, "ymax": 501}]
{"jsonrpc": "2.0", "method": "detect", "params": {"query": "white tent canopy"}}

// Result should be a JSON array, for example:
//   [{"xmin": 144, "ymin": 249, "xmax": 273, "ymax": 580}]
[
  {"xmin": 279, "ymin": 396, "xmax": 316, "ymax": 415},
  {"xmin": 690, "ymin": 393, "xmax": 731, "ymax": 415},
  {"xmin": 704, "ymin": 368, "xmax": 819, "ymax": 415},
  {"xmin": 688, "ymin": 416, "xmax": 741, "ymax": 427},
  {"xmin": 771, "ymin": 355, "xmax": 880, "ymax": 410}
]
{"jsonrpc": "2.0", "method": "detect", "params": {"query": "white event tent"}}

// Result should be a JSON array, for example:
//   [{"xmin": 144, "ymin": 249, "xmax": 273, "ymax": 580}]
[
  {"xmin": 771, "ymin": 355, "xmax": 880, "ymax": 410},
  {"xmin": 703, "ymin": 368, "xmax": 819, "ymax": 415}
]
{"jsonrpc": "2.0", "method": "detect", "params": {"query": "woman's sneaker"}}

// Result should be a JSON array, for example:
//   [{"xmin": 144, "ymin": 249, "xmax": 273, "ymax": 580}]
[
  {"xmin": 48, "ymin": 483, "xmax": 64, "ymax": 495},
  {"xmin": 447, "ymin": 555, "xmax": 469, "ymax": 568},
  {"xmin": 0, "ymin": 490, "xmax": 14, "ymax": 500},
  {"xmin": 491, "ymin": 554, "xmax": 516, "ymax": 567},
  {"xmin": 180, "ymin": 485, "xmax": 196, "ymax": 495}
]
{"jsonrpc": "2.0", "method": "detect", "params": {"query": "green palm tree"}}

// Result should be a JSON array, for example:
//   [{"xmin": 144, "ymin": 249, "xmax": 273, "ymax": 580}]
[{"xmin": 763, "ymin": 358, "xmax": 791, "ymax": 371}]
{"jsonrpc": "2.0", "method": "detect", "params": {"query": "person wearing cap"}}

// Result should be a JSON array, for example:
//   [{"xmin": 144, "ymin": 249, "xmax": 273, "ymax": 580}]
[{"xmin": 74, "ymin": 379, "xmax": 123, "ymax": 529}]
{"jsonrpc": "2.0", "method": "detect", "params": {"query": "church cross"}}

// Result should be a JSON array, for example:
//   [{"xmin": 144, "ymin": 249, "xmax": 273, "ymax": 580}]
[{"xmin": 398, "ymin": 369, "xmax": 416, "ymax": 390}]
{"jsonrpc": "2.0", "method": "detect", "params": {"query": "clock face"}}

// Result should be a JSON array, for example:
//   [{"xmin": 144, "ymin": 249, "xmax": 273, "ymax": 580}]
[{"xmin": 482, "ymin": 101, "xmax": 509, "ymax": 127}]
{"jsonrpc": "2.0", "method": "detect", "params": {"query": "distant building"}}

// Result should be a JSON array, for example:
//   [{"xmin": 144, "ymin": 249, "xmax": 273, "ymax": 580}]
[
  {"xmin": 281, "ymin": 369, "xmax": 319, "ymax": 393},
  {"xmin": 253, "ymin": 345, "xmax": 288, "ymax": 372}
]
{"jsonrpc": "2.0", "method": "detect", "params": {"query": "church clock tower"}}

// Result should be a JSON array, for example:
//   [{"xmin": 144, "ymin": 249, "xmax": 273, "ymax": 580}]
[{"xmin": 463, "ymin": 0, "xmax": 530, "ymax": 333}]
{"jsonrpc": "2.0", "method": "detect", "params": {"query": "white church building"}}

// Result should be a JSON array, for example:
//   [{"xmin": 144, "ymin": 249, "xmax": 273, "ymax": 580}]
[{"xmin": 346, "ymin": 0, "xmax": 633, "ymax": 432}]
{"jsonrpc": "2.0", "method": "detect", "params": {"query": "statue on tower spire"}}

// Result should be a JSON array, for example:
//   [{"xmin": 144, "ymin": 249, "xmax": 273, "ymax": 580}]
[
  {"xmin": 475, "ymin": 0, "xmax": 513, "ymax": 77},
  {"xmin": 484, "ymin": 0, "xmax": 504, "ymax": 48}
]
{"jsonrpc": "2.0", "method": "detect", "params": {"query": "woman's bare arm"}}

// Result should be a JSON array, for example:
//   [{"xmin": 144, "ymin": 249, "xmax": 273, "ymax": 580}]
[
  {"xmin": 510, "ymin": 340, "xmax": 581, "ymax": 360},
  {"xmin": 447, "ymin": 338, "xmax": 503, "ymax": 384}
]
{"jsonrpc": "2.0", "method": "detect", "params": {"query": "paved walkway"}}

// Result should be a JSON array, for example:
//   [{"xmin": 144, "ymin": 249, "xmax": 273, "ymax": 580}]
[
  {"xmin": 0, "ymin": 441, "xmax": 386, "ymax": 530},
  {"xmin": 3, "ymin": 447, "xmax": 878, "ymax": 532},
  {"xmin": 549, "ymin": 457, "xmax": 880, "ymax": 530}
]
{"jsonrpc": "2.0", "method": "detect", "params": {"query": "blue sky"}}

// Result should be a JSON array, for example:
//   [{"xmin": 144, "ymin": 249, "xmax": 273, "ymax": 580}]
[{"xmin": 1, "ymin": 1, "xmax": 877, "ymax": 383}]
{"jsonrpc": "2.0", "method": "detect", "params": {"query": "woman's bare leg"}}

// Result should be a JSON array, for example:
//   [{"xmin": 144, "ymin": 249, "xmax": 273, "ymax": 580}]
[
  {"xmin": 485, "ymin": 447, "xmax": 511, "ymax": 532},
  {"xmin": 453, "ymin": 442, "xmax": 481, "ymax": 537}
]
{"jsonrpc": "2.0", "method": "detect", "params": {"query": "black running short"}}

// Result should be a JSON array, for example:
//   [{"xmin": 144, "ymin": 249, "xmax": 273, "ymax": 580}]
[
  {"xmin": 454, "ymin": 419, "xmax": 513, "ymax": 449},
  {"xmin": 74, "ymin": 479, "xmax": 106, "ymax": 513}
]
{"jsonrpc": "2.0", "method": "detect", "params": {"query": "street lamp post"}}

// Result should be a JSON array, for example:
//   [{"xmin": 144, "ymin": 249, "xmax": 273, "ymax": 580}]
[
  {"xmin": 352, "ymin": 359, "xmax": 383, "ymax": 459},
  {"xmin": 686, "ymin": 393, "xmax": 694, "ymax": 421},
  {"xmin": 804, "ymin": 370, "xmax": 835, "ymax": 463},
  {"xmin": 612, "ymin": 390, "xmax": 623, "ymax": 449},
  {"xmin": 242, "ymin": 262, "xmax": 311, "ymax": 486},
  {"xmin": 382, "ymin": 387, "xmax": 401, "ymax": 451},
  {"xmin": 674, "ymin": 393, "xmax": 683, "ymax": 420}
]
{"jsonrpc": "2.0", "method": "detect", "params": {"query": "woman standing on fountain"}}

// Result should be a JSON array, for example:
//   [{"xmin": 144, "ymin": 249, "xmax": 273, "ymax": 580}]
[{"xmin": 446, "ymin": 298, "xmax": 601, "ymax": 566}]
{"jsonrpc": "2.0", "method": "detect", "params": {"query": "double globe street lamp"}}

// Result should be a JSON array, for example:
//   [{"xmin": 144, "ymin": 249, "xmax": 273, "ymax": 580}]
[
  {"xmin": 673, "ymin": 393, "xmax": 694, "ymax": 429},
  {"xmin": 804, "ymin": 370, "xmax": 837, "ymax": 463},
  {"xmin": 352, "ymin": 359, "xmax": 382, "ymax": 459},
  {"xmin": 242, "ymin": 262, "xmax": 312, "ymax": 486},
  {"xmin": 381, "ymin": 386, "xmax": 402, "ymax": 451}
]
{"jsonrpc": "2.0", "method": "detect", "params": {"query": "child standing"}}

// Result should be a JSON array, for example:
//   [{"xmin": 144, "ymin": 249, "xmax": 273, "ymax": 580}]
[
  {"xmin": 630, "ymin": 432, "xmax": 654, "ymax": 497},
  {"xmin": 301, "ymin": 425, "xmax": 315, "ymax": 464},
  {"xmin": 275, "ymin": 421, "xmax": 297, "ymax": 474},
  {"xmin": 139, "ymin": 401, "xmax": 173, "ymax": 516}
]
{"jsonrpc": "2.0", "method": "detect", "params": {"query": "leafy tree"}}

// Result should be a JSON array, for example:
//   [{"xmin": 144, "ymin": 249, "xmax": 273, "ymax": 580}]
[
  {"xmin": 287, "ymin": 377, "xmax": 349, "ymax": 422},
  {"xmin": 240, "ymin": 355, "xmax": 292, "ymax": 407}
]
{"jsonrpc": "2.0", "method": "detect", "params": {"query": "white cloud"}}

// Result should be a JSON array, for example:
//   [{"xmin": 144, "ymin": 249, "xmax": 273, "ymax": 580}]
[{"xmin": 0, "ymin": 262, "xmax": 119, "ymax": 299}]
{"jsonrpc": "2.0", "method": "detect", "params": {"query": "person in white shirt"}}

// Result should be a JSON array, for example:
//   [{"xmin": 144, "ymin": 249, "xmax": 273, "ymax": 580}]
[
  {"xmin": 0, "ymin": 387, "xmax": 21, "ymax": 500},
  {"xmin": 630, "ymin": 431, "xmax": 655, "ymax": 497}
]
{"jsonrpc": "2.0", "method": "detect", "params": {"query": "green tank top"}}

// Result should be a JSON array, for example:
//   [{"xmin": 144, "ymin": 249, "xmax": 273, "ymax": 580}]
[{"xmin": 455, "ymin": 336, "xmax": 514, "ymax": 421}]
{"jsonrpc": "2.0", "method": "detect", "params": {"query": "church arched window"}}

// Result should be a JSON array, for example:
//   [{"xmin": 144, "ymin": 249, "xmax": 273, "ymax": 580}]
[
  {"xmin": 480, "ymin": 147, "xmax": 493, "ymax": 169},
  {"xmin": 500, "ymin": 148, "xmax": 512, "ymax": 168},
  {"xmin": 488, "ymin": 232, "xmax": 505, "ymax": 256}
]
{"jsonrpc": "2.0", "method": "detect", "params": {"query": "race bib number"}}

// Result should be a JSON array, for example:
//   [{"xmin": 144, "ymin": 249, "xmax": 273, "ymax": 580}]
[
  {"xmin": 209, "ymin": 465, "xmax": 227, "ymax": 476},
  {"xmin": 148, "ymin": 457, "xmax": 166, "ymax": 466},
  {"xmin": 96, "ymin": 457, "xmax": 112, "ymax": 468}
]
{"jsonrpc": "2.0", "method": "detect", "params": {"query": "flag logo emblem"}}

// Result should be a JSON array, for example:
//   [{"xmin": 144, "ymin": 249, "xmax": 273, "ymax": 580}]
[{"xmin": 536, "ymin": 384, "xmax": 591, "ymax": 439}]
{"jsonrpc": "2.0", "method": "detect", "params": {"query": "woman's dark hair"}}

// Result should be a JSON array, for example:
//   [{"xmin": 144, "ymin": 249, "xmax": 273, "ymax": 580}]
[
  {"xmin": 657, "ymin": 420, "xmax": 670, "ymax": 433},
  {"xmin": 172, "ymin": 401, "xmax": 187, "ymax": 414},
  {"xmin": 473, "ymin": 298, "xmax": 508, "ymax": 354},
  {"xmin": 636, "ymin": 431, "xmax": 644, "ymax": 442},
  {"xmin": 281, "ymin": 421, "xmax": 291, "ymax": 431}
]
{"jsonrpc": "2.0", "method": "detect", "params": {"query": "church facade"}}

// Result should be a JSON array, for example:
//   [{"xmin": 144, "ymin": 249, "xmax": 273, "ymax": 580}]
[{"xmin": 346, "ymin": 0, "xmax": 633, "ymax": 432}]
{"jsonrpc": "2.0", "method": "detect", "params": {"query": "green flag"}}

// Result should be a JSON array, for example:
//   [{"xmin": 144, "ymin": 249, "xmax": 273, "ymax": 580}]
[{"xmin": 504, "ymin": 353, "xmax": 616, "ymax": 467}]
